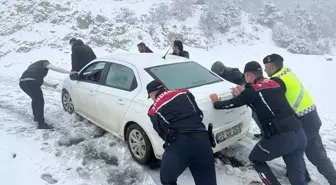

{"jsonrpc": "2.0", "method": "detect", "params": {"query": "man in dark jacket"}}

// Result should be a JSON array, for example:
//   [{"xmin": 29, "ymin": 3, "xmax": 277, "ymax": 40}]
[
  {"xmin": 171, "ymin": 40, "xmax": 189, "ymax": 59},
  {"xmin": 147, "ymin": 80, "xmax": 216, "ymax": 185},
  {"xmin": 211, "ymin": 61, "xmax": 264, "ymax": 138},
  {"xmin": 69, "ymin": 38, "xmax": 97, "ymax": 72},
  {"xmin": 19, "ymin": 60, "xmax": 70, "ymax": 129},
  {"xmin": 210, "ymin": 61, "xmax": 307, "ymax": 185},
  {"xmin": 137, "ymin": 42, "xmax": 153, "ymax": 53}
]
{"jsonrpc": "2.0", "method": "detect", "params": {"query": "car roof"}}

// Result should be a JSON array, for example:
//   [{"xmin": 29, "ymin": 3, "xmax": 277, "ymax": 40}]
[{"xmin": 97, "ymin": 53, "xmax": 191, "ymax": 69}]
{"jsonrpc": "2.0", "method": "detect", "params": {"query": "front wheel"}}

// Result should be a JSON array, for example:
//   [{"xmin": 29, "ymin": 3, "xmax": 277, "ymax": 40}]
[
  {"xmin": 126, "ymin": 124, "xmax": 154, "ymax": 165},
  {"xmin": 62, "ymin": 90, "xmax": 74, "ymax": 114}
]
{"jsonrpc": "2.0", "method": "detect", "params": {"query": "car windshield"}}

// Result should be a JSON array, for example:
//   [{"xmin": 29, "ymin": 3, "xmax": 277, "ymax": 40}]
[{"xmin": 145, "ymin": 62, "xmax": 223, "ymax": 89}]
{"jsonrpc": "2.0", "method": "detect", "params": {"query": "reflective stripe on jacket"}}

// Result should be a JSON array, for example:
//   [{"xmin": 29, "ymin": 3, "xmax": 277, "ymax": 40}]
[{"xmin": 272, "ymin": 67, "xmax": 316, "ymax": 117}]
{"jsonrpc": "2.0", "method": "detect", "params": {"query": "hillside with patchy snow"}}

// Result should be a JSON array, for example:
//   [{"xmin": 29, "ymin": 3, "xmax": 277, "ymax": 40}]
[
  {"xmin": 0, "ymin": 0, "xmax": 335, "ymax": 59},
  {"xmin": 0, "ymin": 0, "xmax": 266, "ymax": 57}
]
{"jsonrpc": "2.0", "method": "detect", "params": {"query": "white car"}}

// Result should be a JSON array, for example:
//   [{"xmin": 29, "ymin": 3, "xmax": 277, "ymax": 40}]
[{"xmin": 61, "ymin": 53, "xmax": 251, "ymax": 165}]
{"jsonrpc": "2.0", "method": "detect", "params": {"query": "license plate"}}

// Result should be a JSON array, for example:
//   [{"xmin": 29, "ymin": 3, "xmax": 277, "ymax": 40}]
[{"xmin": 215, "ymin": 123, "xmax": 243, "ymax": 143}]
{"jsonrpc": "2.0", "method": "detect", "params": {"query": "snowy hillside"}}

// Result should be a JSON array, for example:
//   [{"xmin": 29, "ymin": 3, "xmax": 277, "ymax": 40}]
[
  {"xmin": 0, "ymin": 0, "xmax": 336, "ymax": 185},
  {"xmin": 1, "ymin": 0, "xmax": 335, "ymax": 58},
  {"xmin": 0, "ymin": 0, "xmax": 265, "ymax": 57}
]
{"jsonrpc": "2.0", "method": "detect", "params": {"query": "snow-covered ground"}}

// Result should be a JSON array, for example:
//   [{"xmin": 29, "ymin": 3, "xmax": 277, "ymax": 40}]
[{"xmin": 0, "ymin": 34, "xmax": 335, "ymax": 185}]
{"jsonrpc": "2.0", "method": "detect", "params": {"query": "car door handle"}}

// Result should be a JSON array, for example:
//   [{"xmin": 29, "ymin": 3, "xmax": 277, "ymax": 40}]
[
  {"xmin": 117, "ymin": 99, "xmax": 125, "ymax": 105},
  {"xmin": 134, "ymin": 99, "xmax": 143, "ymax": 104}
]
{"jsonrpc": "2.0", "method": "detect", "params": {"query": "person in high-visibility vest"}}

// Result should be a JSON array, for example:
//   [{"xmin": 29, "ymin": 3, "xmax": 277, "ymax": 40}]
[{"xmin": 263, "ymin": 54, "xmax": 336, "ymax": 185}]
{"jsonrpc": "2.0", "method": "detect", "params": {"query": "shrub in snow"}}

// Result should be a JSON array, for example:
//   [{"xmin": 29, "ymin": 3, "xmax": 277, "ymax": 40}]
[
  {"xmin": 170, "ymin": 0, "xmax": 195, "ymax": 21},
  {"xmin": 200, "ymin": 0, "xmax": 242, "ymax": 33},
  {"xmin": 315, "ymin": 38, "xmax": 332, "ymax": 55},
  {"xmin": 257, "ymin": 0, "xmax": 283, "ymax": 28},
  {"xmin": 148, "ymin": 3, "xmax": 171, "ymax": 24},
  {"xmin": 309, "ymin": 1, "xmax": 336, "ymax": 39},
  {"xmin": 272, "ymin": 22, "xmax": 295, "ymax": 48},
  {"xmin": 115, "ymin": 8, "xmax": 137, "ymax": 25},
  {"xmin": 76, "ymin": 11, "xmax": 93, "ymax": 29},
  {"xmin": 272, "ymin": 3, "xmax": 336, "ymax": 55},
  {"xmin": 195, "ymin": 0, "xmax": 206, "ymax": 5},
  {"xmin": 284, "ymin": 4, "xmax": 320, "ymax": 41},
  {"xmin": 287, "ymin": 39, "xmax": 319, "ymax": 55}
]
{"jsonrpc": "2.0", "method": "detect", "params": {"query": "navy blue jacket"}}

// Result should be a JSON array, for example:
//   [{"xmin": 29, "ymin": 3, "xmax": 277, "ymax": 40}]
[
  {"xmin": 214, "ymin": 77, "xmax": 301, "ymax": 135},
  {"xmin": 147, "ymin": 89, "xmax": 206, "ymax": 141}
]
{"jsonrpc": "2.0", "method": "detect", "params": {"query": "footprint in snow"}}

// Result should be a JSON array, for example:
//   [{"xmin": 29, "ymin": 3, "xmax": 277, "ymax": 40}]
[
  {"xmin": 41, "ymin": 174, "xmax": 58, "ymax": 184},
  {"xmin": 76, "ymin": 167, "xmax": 91, "ymax": 179}
]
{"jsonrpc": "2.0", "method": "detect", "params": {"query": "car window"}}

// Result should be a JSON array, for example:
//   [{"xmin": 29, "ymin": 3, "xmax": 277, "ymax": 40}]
[
  {"xmin": 104, "ymin": 63, "xmax": 137, "ymax": 91},
  {"xmin": 82, "ymin": 62, "xmax": 105, "ymax": 75},
  {"xmin": 145, "ymin": 62, "xmax": 223, "ymax": 89},
  {"xmin": 79, "ymin": 62, "xmax": 106, "ymax": 83}
]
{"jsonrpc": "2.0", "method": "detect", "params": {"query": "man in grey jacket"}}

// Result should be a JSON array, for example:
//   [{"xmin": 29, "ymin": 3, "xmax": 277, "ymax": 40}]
[{"xmin": 211, "ymin": 61, "xmax": 264, "ymax": 138}]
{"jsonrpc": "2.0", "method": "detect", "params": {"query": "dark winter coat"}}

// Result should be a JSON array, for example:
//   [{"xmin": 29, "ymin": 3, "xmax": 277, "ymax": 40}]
[
  {"xmin": 210, "ymin": 61, "xmax": 245, "ymax": 85},
  {"xmin": 20, "ymin": 60, "xmax": 50, "ymax": 86},
  {"xmin": 140, "ymin": 46, "xmax": 153, "ymax": 53},
  {"xmin": 147, "ymin": 89, "xmax": 206, "ymax": 141},
  {"xmin": 214, "ymin": 77, "xmax": 301, "ymax": 137},
  {"xmin": 71, "ymin": 40, "xmax": 97, "ymax": 72},
  {"xmin": 221, "ymin": 67, "xmax": 245, "ymax": 85},
  {"xmin": 172, "ymin": 50, "xmax": 189, "ymax": 59}
]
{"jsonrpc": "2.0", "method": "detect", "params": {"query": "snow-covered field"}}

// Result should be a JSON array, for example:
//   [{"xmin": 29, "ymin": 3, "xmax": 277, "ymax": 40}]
[{"xmin": 0, "ymin": 34, "xmax": 335, "ymax": 185}]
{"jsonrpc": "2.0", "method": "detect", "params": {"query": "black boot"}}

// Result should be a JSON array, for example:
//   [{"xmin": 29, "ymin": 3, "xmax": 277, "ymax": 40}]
[
  {"xmin": 37, "ymin": 122, "xmax": 53, "ymax": 130},
  {"xmin": 252, "ymin": 162, "xmax": 281, "ymax": 185},
  {"xmin": 148, "ymin": 160, "xmax": 161, "ymax": 169},
  {"xmin": 305, "ymin": 169, "xmax": 312, "ymax": 182}
]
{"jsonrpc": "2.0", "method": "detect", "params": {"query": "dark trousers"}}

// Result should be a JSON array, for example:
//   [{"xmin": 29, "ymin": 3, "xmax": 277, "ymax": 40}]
[
  {"xmin": 160, "ymin": 137, "xmax": 217, "ymax": 185},
  {"xmin": 301, "ymin": 110, "xmax": 336, "ymax": 185},
  {"xmin": 249, "ymin": 128, "xmax": 307, "ymax": 185},
  {"xmin": 19, "ymin": 81, "xmax": 45, "ymax": 124}
]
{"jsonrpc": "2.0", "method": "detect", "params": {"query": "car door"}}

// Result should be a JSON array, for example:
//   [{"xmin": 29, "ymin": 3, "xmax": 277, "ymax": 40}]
[
  {"xmin": 95, "ymin": 61, "xmax": 141, "ymax": 133},
  {"xmin": 70, "ymin": 61, "xmax": 108, "ymax": 121}
]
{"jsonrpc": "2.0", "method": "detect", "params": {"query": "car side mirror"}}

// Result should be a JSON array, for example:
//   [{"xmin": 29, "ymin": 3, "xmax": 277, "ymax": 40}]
[{"xmin": 70, "ymin": 73, "xmax": 79, "ymax": 81}]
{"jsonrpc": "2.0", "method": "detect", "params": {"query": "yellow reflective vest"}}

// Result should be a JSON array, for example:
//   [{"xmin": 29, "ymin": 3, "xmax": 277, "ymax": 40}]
[{"xmin": 272, "ymin": 67, "xmax": 316, "ymax": 117}]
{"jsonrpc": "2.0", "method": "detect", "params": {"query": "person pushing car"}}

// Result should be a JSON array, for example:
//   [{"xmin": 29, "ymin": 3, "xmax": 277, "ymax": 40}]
[
  {"xmin": 210, "ymin": 61, "xmax": 307, "ymax": 185},
  {"xmin": 146, "ymin": 80, "xmax": 217, "ymax": 185}
]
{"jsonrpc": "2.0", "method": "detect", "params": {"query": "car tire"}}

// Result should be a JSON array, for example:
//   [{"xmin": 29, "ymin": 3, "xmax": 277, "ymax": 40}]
[
  {"xmin": 62, "ymin": 90, "xmax": 75, "ymax": 114},
  {"xmin": 126, "ymin": 124, "xmax": 154, "ymax": 165}
]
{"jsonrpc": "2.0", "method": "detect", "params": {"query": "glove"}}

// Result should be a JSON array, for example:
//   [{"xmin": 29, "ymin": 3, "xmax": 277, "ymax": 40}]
[
  {"xmin": 208, "ymin": 123, "xmax": 216, "ymax": 148},
  {"xmin": 211, "ymin": 61, "xmax": 225, "ymax": 76}
]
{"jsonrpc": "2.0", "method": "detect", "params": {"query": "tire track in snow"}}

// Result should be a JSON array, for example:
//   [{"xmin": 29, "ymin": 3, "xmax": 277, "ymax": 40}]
[{"xmin": 0, "ymin": 74, "xmax": 157, "ymax": 185}]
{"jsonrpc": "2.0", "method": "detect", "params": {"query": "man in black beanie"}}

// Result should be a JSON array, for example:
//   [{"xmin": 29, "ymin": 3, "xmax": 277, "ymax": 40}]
[{"xmin": 171, "ymin": 40, "xmax": 189, "ymax": 59}]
